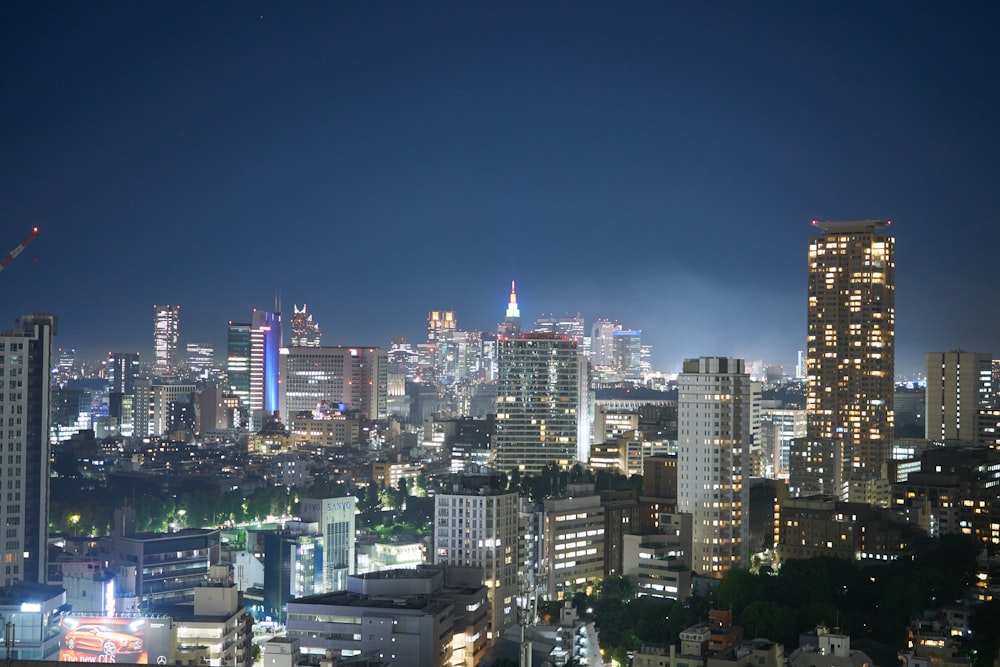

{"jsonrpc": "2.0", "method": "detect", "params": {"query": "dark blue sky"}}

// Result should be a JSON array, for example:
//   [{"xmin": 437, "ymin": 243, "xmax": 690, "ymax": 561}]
[{"xmin": 2, "ymin": 2, "xmax": 998, "ymax": 375}]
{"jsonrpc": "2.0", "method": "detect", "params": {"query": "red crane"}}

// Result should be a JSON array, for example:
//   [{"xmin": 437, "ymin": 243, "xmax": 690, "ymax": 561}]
[{"xmin": 0, "ymin": 227, "xmax": 39, "ymax": 272}]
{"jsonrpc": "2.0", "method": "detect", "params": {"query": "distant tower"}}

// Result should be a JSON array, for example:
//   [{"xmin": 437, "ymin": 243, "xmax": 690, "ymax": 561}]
[
  {"xmin": 250, "ymin": 309, "xmax": 282, "ymax": 428},
  {"xmin": 227, "ymin": 321, "xmax": 252, "ymax": 409},
  {"xmin": 677, "ymin": 356, "xmax": 750, "ymax": 578},
  {"xmin": 802, "ymin": 220, "xmax": 895, "ymax": 501},
  {"xmin": 498, "ymin": 281, "xmax": 521, "ymax": 337},
  {"xmin": 613, "ymin": 329, "xmax": 642, "ymax": 381},
  {"xmin": 590, "ymin": 319, "xmax": 619, "ymax": 368},
  {"xmin": 290, "ymin": 304, "xmax": 322, "ymax": 347},
  {"xmin": 153, "ymin": 304, "xmax": 180, "ymax": 376},
  {"xmin": 0, "ymin": 314, "xmax": 56, "ymax": 585}
]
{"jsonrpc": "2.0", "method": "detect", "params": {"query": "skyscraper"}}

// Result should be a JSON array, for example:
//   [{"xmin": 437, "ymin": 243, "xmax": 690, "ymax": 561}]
[
  {"xmin": 153, "ymin": 304, "xmax": 180, "ymax": 377},
  {"xmin": 186, "ymin": 342, "xmax": 215, "ymax": 379},
  {"xmin": 497, "ymin": 281, "xmax": 521, "ymax": 338},
  {"xmin": 250, "ymin": 309, "xmax": 281, "ymax": 428},
  {"xmin": 107, "ymin": 352, "xmax": 140, "ymax": 395},
  {"xmin": 613, "ymin": 329, "xmax": 642, "ymax": 381},
  {"xmin": 290, "ymin": 304, "xmax": 322, "ymax": 347},
  {"xmin": 0, "ymin": 313, "xmax": 56, "ymax": 585},
  {"xmin": 494, "ymin": 333, "xmax": 579, "ymax": 474},
  {"xmin": 532, "ymin": 314, "xmax": 585, "ymax": 341},
  {"xmin": 590, "ymin": 319, "xmax": 619, "ymax": 368},
  {"xmin": 227, "ymin": 321, "xmax": 251, "ymax": 409},
  {"xmin": 677, "ymin": 357, "xmax": 750, "ymax": 578},
  {"xmin": 283, "ymin": 346, "xmax": 388, "ymax": 422},
  {"xmin": 802, "ymin": 220, "xmax": 895, "ymax": 500},
  {"xmin": 925, "ymin": 351, "xmax": 993, "ymax": 443}
]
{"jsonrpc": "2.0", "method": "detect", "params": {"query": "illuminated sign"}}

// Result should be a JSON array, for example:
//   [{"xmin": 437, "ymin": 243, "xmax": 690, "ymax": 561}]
[{"xmin": 58, "ymin": 615, "xmax": 172, "ymax": 664}]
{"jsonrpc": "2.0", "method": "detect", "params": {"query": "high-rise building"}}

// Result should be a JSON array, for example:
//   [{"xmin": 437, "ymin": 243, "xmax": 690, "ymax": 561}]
[
  {"xmin": 250, "ymin": 310, "xmax": 282, "ymax": 428},
  {"xmin": 185, "ymin": 342, "xmax": 214, "ymax": 380},
  {"xmin": 0, "ymin": 314, "xmax": 55, "ymax": 585},
  {"xmin": 283, "ymin": 347, "xmax": 388, "ymax": 422},
  {"xmin": 803, "ymin": 220, "xmax": 895, "ymax": 498},
  {"xmin": 227, "ymin": 321, "xmax": 251, "ymax": 408},
  {"xmin": 153, "ymin": 304, "xmax": 180, "ymax": 377},
  {"xmin": 590, "ymin": 319, "xmax": 619, "ymax": 368},
  {"xmin": 497, "ymin": 281, "xmax": 521, "ymax": 338},
  {"xmin": 613, "ymin": 329, "xmax": 643, "ymax": 381},
  {"xmin": 925, "ymin": 351, "xmax": 993, "ymax": 444},
  {"xmin": 107, "ymin": 351, "xmax": 140, "ymax": 395},
  {"xmin": 494, "ymin": 333, "xmax": 579, "ymax": 475},
  {"xmin": 533, "ymin": 314, "xmax": 585, "ymax": 341},
  {"xmin": 433, "ymin": 477, "xmax": 519, "ymax": 638},
  {"xmin": 677, "ymin": 357, "xmax": 750, "ymax": 578},
  {"xmin": 427, "ymin": 310, "xmax": 456, "ymax": 344},
  {"xmin": 290, "ymin": 304, "xmax": 322, "ymax": 347}
]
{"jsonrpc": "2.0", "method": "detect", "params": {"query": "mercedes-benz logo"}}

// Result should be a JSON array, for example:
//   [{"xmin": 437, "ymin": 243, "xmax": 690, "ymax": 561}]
[{"xmin": 156, "ymin": 656, "xmax": 168, "ymax": 664}]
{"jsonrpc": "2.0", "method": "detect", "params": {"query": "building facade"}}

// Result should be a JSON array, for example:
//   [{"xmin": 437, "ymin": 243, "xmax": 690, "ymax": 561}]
[
  {"xmin": 803, "ymin": 220, "xmax": 895, "ymax": 500},
  {"xmin": 925, "ymin": 351, "xmax": 993, "ymax": 443},
  {"xmin": 494, "ymin": 334, "xmax": 579, "ymax": 475},
  {"xmin": 0, "ymin": 314, "xmax": 55, "ymax": 585},
  {"xmin": 677, "ymin": 357, "xmax": 750, "ymax": 578},
  {"xmin": 282, "ymin": 346, "xmax": 388, "ymax": 422},
  {"xmin": 434, "ymin": 481, "xmax": 519, "ymax": 638},
  {"xmin": 226, "ymin": 321, "xmax": 251, "ymax": 409}
]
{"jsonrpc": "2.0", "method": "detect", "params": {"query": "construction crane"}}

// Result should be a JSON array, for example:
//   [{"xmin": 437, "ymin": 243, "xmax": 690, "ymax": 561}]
[{"xmin": 0, "ymin": 227, "xmax": 38, "ymax": 272}]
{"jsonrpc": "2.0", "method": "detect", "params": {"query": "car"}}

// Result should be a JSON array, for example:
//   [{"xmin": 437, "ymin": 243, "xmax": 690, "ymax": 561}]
[{"xmin": 64, "ymin": 625, "xmax": 144, "ymax": 656}]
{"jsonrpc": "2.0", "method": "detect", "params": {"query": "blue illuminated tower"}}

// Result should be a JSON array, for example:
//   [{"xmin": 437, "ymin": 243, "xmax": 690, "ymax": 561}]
[{"xmin": 250, "ymin": 309, "xmax": 282, "ymax": 429}]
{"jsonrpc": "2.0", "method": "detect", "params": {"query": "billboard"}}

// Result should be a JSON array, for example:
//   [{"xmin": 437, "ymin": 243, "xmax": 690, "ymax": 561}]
[{"xmin": 59, "ymin": 615, "xmax": 172, "ymax": 664}]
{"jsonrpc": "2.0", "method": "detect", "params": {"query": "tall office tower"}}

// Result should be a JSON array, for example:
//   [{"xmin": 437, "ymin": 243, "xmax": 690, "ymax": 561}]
[
  {"xmin": 283, "ymin": 347, "xmax": 388, "ymax": 421},
  {"xmin": 186, "ymin": 342, "xmax": 214, "ymax": 379},
  {"xmin": 613, "ymin": 329, "xmax": 643, "ymax": 381},
  {"xmin": 250, "ymin": 310, "xmax": 282, "ymax": 428},
  {"xmin": 497, "ymin": 281, "xmax": 521, "ymax": 337},
  {"xmin": 108, "ymin": 351, "xmax": 140, "ymax": 426},
  {"xmin": 300, "ymin": 497, "xmax": 358, "ymax": 593},
  {"xmin": 804, "ymin": 220, "xmax": 895, "ymax": 498},
  {"xmin": 590, "ymin": 319, "xmax": 619, "ymax": 368},
  {"xmin": 427, "ymin": 310, "xmax": 456, "ymax": 344},
  {"xmin": 290, "ymin": 304, "xmax": 322, "ymax": 347},
  {"xmin": 227, "ymin": 322, "xmax": 251, "ymax": 408},
  {"xmin": 795, "ymin": 351, "xmax": 807, "ymax": 380},
  {"xmin": 107, "ymin": 352, "xmax": 140, "ymax": 395},
  {"xmin": 494, "ymin": 333, "xmax": 579, "ymax": 474},
  {"xmin": 54, "ymin": 347, "xmax": 76, "ymax": 383},
  {"xmin": 926, "ymin": 351, "xmax": 993, "ymax": 443},
  {"xmin": 153, "ymin": 304, "xmax": 180, "ymax": 376},
  {"xmin": 533, "ymin": 314, "xmax": 585, "ymax": 341},
  {"xmin": 759, "ymin": 408, "xmax": 807, "ymax": 479},
  {"xmin": 434, "ymin": 478, "xmax": 519, "ymax": 638},
  {"xmin": 0, "ymin": 314, "xmax": 56, "ymax": 585},
  {"xmin": 677, "ymin": 357, "xmax": 750, "ymax": 578}
]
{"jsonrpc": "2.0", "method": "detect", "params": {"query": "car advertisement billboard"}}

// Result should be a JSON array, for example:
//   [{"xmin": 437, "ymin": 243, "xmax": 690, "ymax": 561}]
[{"xmin": 58, "ymin": 615, "xmax": 172, "ymax": 664}]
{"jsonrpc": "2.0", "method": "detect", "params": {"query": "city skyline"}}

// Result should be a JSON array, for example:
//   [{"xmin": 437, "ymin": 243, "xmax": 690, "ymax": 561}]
[{"xmin": 3, "ymin": 3, "xmax": 1000, "ymax": 374}]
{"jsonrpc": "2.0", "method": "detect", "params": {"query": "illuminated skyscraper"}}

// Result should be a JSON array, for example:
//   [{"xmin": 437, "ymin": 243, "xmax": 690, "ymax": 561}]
[
  {"xmin": 590, "ymin": 319, "xmax": 618, "ymax": 368},
  {"xmin": 153, "ymin": 304, "xmax": 180, "ymax": 376},
  {"xmin": 613, "ymin": 329, "xmax": 642, "ymax": 381},
  {"xmin": 0, "ymin": 313, "xmax": 56, "ymax": 585},
  {"xmin": 494, "ymin": 333, "xmax": 579, "ymax": 474},
  {"xmin": 497, "ymin": 281, "xmax": 521, "ymax": 338},
  {"xmin": 677, "ymin": 356, "xmax": 750, "ymax": 578},
  {"xmin": 802, "ymin": 220, "xmax": 894, "ymax": 500},
  {"xmin": 186, "ymin": 342, "xmax": 214, "ymax": 379},
  {"xmin": 925, "ymin": 351, "xmax": 993, "ymax": 443},
  {"xmin": 532, "ymin": 314, "xmax": 585, "ymax": 341},
  {"xmin": 283, "ymin": 346, "xmax": 388, "ymax": 422},
  {"xmin": 290, "ymin": 304, "xmax": 322, "ymax": 347},
  {"xmin": 427, "ymin": 310, "xmax": 456, "ymax": 344},
  {"xmin": 250, "ymin": 310, "xmax": 281, "ymax": 428},
  {"xmin": 227, "ymin": 322, "xmax": 251, "ymax": 409},
  {"xmin": 107, "ymin": 352, "xmax": 140, "ymax": 395}
]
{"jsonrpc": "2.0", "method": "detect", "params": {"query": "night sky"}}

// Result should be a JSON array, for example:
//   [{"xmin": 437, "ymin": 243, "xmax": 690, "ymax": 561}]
[{"xmin": 2, "ymin": 2, "xmax": 998, "ymax": 375}]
